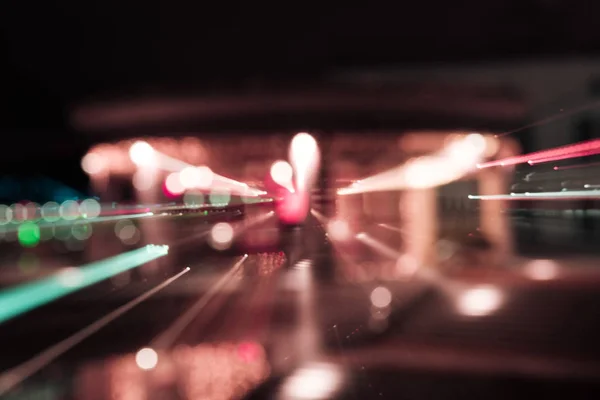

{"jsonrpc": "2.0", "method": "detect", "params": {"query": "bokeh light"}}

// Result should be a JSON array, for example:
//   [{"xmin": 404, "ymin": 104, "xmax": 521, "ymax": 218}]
[
  {"xmin": 135, "ymin": 348, "xmax": 158, "ymax": 370},
  {"xmin": 183, "ymin": 192, "xmax": 204, "ymax": 208},
  {"xmin": 209, "ymin": 190, "xmax": 231, "ymax": 206},
  {"xmin": 18, "ymin": 222, "xmax": 40, "ymax": 248},
  {"xmin": 115, "ymin": 220, "xmax": 140, "ymax": 245},
  {"xmin": 0, "ymin": 205, "xmax": 12, "ymax": 225},
  {"xmin": 11, "ymin": 204, "xmax": 26, "ymax": 222},
  {"xmin": 24, "ymin": 202, "xmax": 39, "ymax": 221},
  {"xmin": 81, "ymin": 152, "xmax": 105, "ymax": 175},
  {"xmin": 195, "ymin": 166, "xmax": 214, "ymax": 188},
  {"xmin": 370, "ymin": 286, "xmax": 392, "ymax": 308},
  {"xmin": 129, "ymin": 141, "xmax": 155, "ymax": 167},
  {"xmin": 72, "ymin": 221, "xmax": 93, "ymax": 240},
  {"xmin": 270, "ymin": 160, "xmax": 294, "ymax": 189},
  {"xmin": 79, "ymin": 199, "xmax": 101, "ymax": 219},
  {"xmin": 41, "ymin": 202, "xmax": 61, "ymax": 222},
  {"xmin": 165, "ymin": 172, "xmax": 185, "ymax": 196},
  {"xmin": 210, "ymin": 222, "xmax": 234, "ymax": 250},
  {"xmin": 59, "ymin": 200, "xmax": 80, "ymax": 220}
]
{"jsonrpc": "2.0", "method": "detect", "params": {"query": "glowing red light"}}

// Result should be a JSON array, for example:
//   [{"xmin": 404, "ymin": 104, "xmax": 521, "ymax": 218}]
[
  {"xmin": 276, "ymin": 190, "xmax": 310, "ymax": 225},
  {"xmin": 237, "ymin": 341, "xmax": 262, "ymax": 363}
]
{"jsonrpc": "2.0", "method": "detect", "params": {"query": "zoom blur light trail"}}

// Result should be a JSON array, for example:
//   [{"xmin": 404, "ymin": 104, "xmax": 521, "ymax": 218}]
[
  {"xmin": 468, "ymin": 189, "xmax": 600, "ymax": 200},
  {"xmin": 0, "ymin": 267, "xmax": 189, "ymax": 396},
  {"xmin": 128, "ymin": 141, "xmax": 266, "ymax": 196},
  {"xmin": 338, "ymin": 134, "xmax": 488, "ymax": 195},
  {"xmin": 0, "ymin": 245, "xmax": 169, "ymax": 324},
  {"xmin": 477, "ymin": 139, "xmax": 600, "ymax": 169}
]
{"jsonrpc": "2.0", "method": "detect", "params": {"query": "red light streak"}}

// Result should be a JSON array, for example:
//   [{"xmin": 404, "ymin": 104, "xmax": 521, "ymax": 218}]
[
  {"xmin": 554, "ymin": 160, "xmax": 600, "ymax": 171},
  {"xmin": 478, "ymin": 139, "xmax": 600, "ymax": 169}
]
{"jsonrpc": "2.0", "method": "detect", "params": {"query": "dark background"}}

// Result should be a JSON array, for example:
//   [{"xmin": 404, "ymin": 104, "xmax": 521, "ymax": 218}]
[{"xmin": 1, "ymin": 0, "xmax": 599, "ymax": 193}]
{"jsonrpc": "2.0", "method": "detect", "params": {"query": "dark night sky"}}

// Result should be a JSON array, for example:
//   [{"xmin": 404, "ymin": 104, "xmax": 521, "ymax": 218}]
[
  {"xmin": 1, "ymin": 0, "xmax": 600, "ymax": 192},
  {"xmin": 4, "ymin": 1, "xmax": 600, "ymax": 103}
]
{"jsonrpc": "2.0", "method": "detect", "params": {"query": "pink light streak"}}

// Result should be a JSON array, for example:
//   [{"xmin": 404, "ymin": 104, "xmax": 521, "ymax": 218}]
[{"xmin": 478, "ymin": 139, "xmax": 600, "ymax": 169}]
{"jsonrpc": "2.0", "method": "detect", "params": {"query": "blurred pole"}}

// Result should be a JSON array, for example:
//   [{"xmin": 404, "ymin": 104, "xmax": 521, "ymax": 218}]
[
  {"xmin": 399, "ymin": 188, "xmax": 437, "ymax": 267},
  {"xmin": 333, "ymin": 160, "xmax": 364, "ymax": 260},
  {"xmin": 478, "ymin": 167, "xmax": 513, "ymax": 265},
  {"xmin": 478, "ymin": 137, "xmax": 520, "ymax": 265},
  {"xmin": 134, "ymin": 167, "xmax": 165, "ymax": 277}
]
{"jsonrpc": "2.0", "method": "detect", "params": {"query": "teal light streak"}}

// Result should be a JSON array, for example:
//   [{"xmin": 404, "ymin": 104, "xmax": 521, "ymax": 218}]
[{"xmin": 0, "ymin": 244, "xmax": 168, "ymax": 324}]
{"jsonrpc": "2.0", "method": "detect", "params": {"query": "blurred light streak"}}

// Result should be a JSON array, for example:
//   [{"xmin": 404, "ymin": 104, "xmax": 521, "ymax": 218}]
[
  {"xmin": 124, "ymin": 141, "xmax": 267, "ymax": 197},
  {"xmin": 289, "ymin": 132, "xmax": 320, "ymax": 193},
  {"xmin": 309, "ymin": 208, "xmax": 327, "ymax": 224},
  {"xmin": 377, "ymin": 223, "xmax": 402, "ymax": 234},
  {"xmin": 151, "ymin": 255, "xmax": 248, "ymax": 348},
  {"xmin": 180, "ymin": 166, "xmax": 214, "ymax": 189},
  {"xmin": 129, "ymin": 141, "xmax": 187, "ymax": 171},
  {"xmin": 0, "ymin": 267, "xmax": 189, "ymax": 395},
  {"xmin": 469, "ymin": 190, "xmax": 600, "ymax": 200},
  {"xmin": 338, "ymin": 134, "xmax": 488, "ymax": 195},
  {"xmin": 478, "ymin": 139, "xmax": 600, "ymax": 169},
  {"xmin": 0, "ymin": 245, "xmax": 169, "ymax": 324},
  {"xmin": 528, "ymin": 149, "xmax": 600, "ymax": 165},
  {"xmin": 126, "ymin": 141, "xmax": 265, "ymax": 195},
  {"xmin": 355, "ymin": 232, "xmax": 401, "ymax": 260},
  {"xmin": 554, "ymin": 161, "xmax": 600, "ymax": 171}
]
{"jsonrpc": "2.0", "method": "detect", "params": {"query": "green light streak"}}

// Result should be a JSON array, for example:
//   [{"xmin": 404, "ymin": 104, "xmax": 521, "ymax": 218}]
[{"xmin": 0, "ymin": 244, "xmax": 169, "ymax": 324}]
